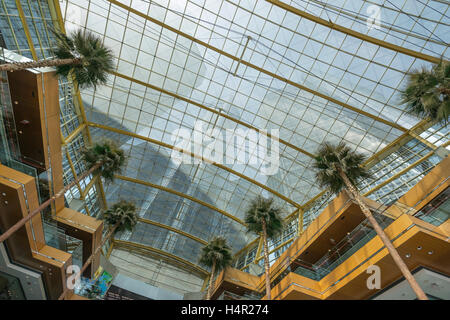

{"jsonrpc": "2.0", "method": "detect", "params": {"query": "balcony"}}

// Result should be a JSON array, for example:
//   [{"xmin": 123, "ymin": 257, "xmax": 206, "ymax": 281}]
[
  {"xmin": 209, "ymin": 267, "xmax": 260, "ymax": 300},
  {"xmin": 217, "ymin": 290, "xmax": 263, "ymax": 300},
  {"xmin": 413, "ymin": 186, "xmax": 449, "ymax": 227},
  {"xmin": 268, "ymin": 213, "xmax": 449, "ymax": 300},
  {"xmin": 270, "ymin": 212, "xmax": 394, "ymax": 286}
]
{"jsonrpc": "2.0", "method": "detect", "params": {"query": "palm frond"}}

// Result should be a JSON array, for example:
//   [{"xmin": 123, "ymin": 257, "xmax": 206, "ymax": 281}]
[
  {"xmin": 54, "ymin": 29, "xmax": 114, "ymax": 89},
  {"xmin": 82, "ymin": 140, "xmax": 126, "ymax": 183},
  {"xmin": 103, "ymin": 200, "xmax": 138, "ymax": 233},
  {"xmin": 401, "ymin": 60, "xmax": 449, "ymax": 124},
  {"xmin": 313, "ymin": 142, "xmax": 372, "ymax": 195},
  {"xmin": 199, "ymin": 237, "xmax": 233, "ymax": 272},
  {"xmin": 244, "ymin": 196, "xmax": 284, "ymax": 239}
]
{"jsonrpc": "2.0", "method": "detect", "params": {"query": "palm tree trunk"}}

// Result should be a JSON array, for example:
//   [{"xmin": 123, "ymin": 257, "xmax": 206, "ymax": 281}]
[
  {"xmin": 206, "ymin": 260, "xmax": 216, "ymax": 300},
  {"xmin": 0, "ymin": 162, "xmax": 102, "ymax": 245},
  {"xmin": 338, "ymin": 168, "xmax": 428, "ymax": 300},
  {"xmin": 0, "ymin": 58, "xmax": 81, "ymax": 72},
  {"xmin": 58, "ymin": 221, "xmax": 120, "ymax": 300},
  {"xmin": 261, "ymin": 219, "xmax": 272, "ymax": 300},
  {"xmin": 439, "ymin": 87, "xmax": 450, "ymax": 95}
]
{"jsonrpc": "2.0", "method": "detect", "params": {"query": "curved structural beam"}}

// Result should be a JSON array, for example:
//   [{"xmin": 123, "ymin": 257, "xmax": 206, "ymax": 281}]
[
  {"xmin": 267, "ymin": 0, "xmax": 444, "ymax": 64},
  {"xmin": 112, "ymin": 71, "xmax": 315, "ymax": 159},
  {"xmin": 112, "ymin": 239, "xmax": 209, "ymax": 276},
  {"xmin": 114, "ymin": 174, "xmax": 246, "ymax": 225},
  {"xmin": 15, "ymin": 0, "xmax": 38, "ymax": 60},
  {"xmin": 107, "ymin": 0, "xmax": 407, "ymax": 132},
  {"xmin": 89, "ymin": 122, "xmax": 302, "ymax": 208},
  {"xmin": 48, "ymin": 0, "xmax": 109, "ymax": 209},
  {"xmin": 137, "ymin": 218, "xmax": 208, "ymax": 246}
]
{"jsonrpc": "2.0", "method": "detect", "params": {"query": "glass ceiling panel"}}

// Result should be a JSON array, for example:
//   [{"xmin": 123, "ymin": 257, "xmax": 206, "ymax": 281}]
[
  {"xmin": 59, "ymin": 0, "xmax": 449, "ymax": 268},
  {"xmin": 90, "ymin": 124, "xmax": 297, "ymax": 217},
  {"xmin": 136, "ymin": 0, "xmax": 439, "ymax": 126},
  {"xmin": 292, "ymin": 0, "xmax": 449, "ymax": 57}
]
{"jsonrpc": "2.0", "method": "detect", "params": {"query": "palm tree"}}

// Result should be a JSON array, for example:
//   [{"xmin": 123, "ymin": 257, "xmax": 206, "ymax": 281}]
[
  {"xmin": 102, "ymin": 200, "xmax": 138, "ymax": 234},
  {"xmin": 245, "ymin": 196, "xmax": 283, "ymax": 300},
  {"xmin": 199, "ymin": 237, "xmax": 233, "ymax": 300},
  {"xmin": 401, "ymin": 60, "xmax": 449, "ymax": 124},
  {"xmin": 313, "ymin": 141, "xmax": 428, "ymax": 300},
  {"xmin": 0, "ymin": 140, "xmax": 126, "ymax": 244},
  {"xmin": 82, "ymin": 139, "xmax": 126, "ymax": 183},
  {"xmin": 59, "ymin": 200, "xmax": 138, "ymax": 300},
  {"xmin": 0, "ymin": 29, "xmax": 114, "ymax": 90}
]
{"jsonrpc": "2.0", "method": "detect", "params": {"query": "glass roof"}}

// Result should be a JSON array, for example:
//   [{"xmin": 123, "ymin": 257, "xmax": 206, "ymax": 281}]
[{"xmin": 59, "ymin": 0, "xmax": 449, "ymax": 269}]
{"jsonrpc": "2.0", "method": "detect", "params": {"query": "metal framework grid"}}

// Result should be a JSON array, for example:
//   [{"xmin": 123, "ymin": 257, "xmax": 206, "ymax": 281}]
[
  {"xmin": 1, "ymin": 0, "xmax": 449, "ymax": 277},
  {"xmin": 62, "ymin": 0, "xmax": 449, "ymax": 274},
  {"xmin": 0, "ymin": 0, "xmax": 106, "ymax": 219}
]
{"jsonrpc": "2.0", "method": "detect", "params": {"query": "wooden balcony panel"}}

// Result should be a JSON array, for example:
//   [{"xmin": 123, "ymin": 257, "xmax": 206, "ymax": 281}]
[
  {"xmin": 55, "ymin": 207, "xmax": 103, "ymax": 278},
  {"xmin": 0, "ymin": 166, "xmax": 72, "ymax": 299}
]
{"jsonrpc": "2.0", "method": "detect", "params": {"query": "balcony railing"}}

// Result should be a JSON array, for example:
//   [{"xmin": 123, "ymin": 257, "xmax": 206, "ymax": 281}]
[
  {"xmin": 217, "ymin": 290, "xmax": 263, "ymax": 300},
  {"xmin": 42, "ymin": 220, "xmax": 83, "ymax": 268},
  {"xmin": 413, "ymin": 186, "xmax": 449, "ymax": 227},
  {"xmin": 271, "ymin": 212, "xmax": 394, "ymax": 287},
  {"xmin": 311, "ymin": 213, "xmax": 393, "ymax": 277}
]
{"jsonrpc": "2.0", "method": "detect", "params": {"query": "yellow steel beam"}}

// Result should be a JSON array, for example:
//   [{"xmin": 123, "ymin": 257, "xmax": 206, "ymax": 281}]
[
  {"xmin": 81, "ymin": 175, "xmax": 99, "ymax": 199},
  {"xmin": 61, "ymin": 132, "xmax": 100, "ymax": 215},
  {"xmin": 48, "ymin": 0, "xmax": 65, "ymax": 32},
  {"xmin": 284, "ymin": 190, "xmax": 327, "ymax": 222},
  {"xmin": 1, "ymin": 2, "xmax": 20, "ymax": 53},
  {"xmin": 49, "ymin": 0, "xmax": 108, "ymax": 209},
  {"xmin": 115, "ymin": 174, "xmax": 245, "ymax": 225},
  {"xmin": 409, "ymin": 132, "xmax": 438, "ymax": 151},
  {"xmin": 407, "ymin": 119, "xmax": 447, "ymax": 151},
  {"xmin": 201, "ymin": 276, "xmax": 210, "ymax": 292},
  {"xmin": 364, "ymin": 142, "xmax": 449, "ymax": 197},
  {"xmin": 255, "ymin": 238, "xmax": 293, "ymax": 263},
  {"xmin": 107, "ymin": 0, "xmax": 407, "ymax": 132},
  {"xmin": 255, "ymin": 237, "xmax": 263, "ymax": 260},
  {"xmin": 137, "ymin": 218, "xmax": 208, "ymax": 245},
  {"xmin": 113, "ymin": 239, "xmax": 209, "ymax": 276},
  {"xmin": 22, "ymin": 1, "xmax": 46, "ymax": 59},
  {"xmin": 62, "ymin": 146, "xmax": 89, "ymax": 210},
  {"xmin": 297, "ymin": 208, "xmax": 304, "ymax": 236},
  {"xmin": 112, "ymin": 71, "xmax": 314, "ymax": 159},
  {"xmin": 233, "ymin": 238, "xmax": 259, "ymax": 262},
  {"xmin": 106, "ymin": 241, "xmax": 114, "ymax": 259},
  {"xmin": 89, "ymin": 122, "xmax": 301, "ymax": 208},
  {"xmin": 97, "ymin": 179, "xmax": 108, "ymax": 210},
  {"xmin": 35, "ymin": 1, "xmax": 54, "ymax": 54},
  {"xmin": 364, "ymin": 119, "xmax": 431, "ymax": 168},
  {"xmin": 61, "ymin": 124, "xmax": 86, "ymax": 146},
  {"xmin": 15, "ymin": 0, "xmax": 38, "ymax": 61},
  {"xmin": 267, "ymin": 0, "xmax": 443, "ymax": 64}
]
